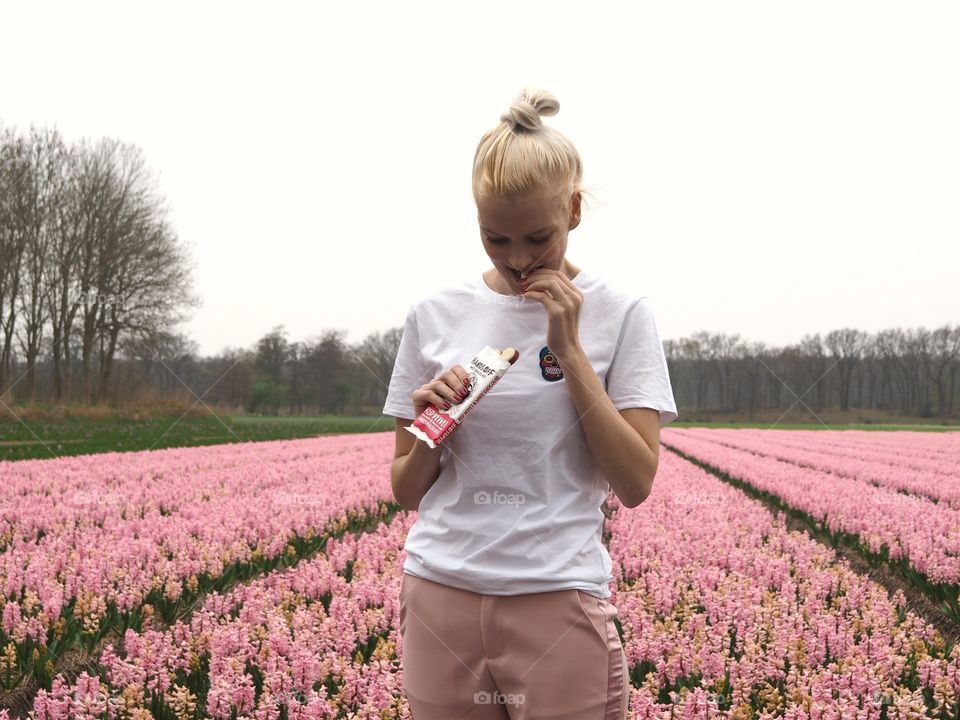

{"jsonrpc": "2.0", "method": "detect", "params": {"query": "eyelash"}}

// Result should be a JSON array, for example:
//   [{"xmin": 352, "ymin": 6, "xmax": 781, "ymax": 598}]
[{"xmin": 487, "ymin": 237, "xmax": 549, "ymax": 245}]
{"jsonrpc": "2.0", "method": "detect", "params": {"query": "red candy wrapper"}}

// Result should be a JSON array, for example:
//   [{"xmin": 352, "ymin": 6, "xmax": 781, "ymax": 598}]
[{"xmin": 405, "ymin": 346, "xmax": 519, "ymax": 449}]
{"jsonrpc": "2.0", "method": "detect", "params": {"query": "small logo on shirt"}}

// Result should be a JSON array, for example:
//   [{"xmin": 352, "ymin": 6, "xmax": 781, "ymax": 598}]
[{"xmin": 539, "ymin": 346, "xmax": 563, "ymax": 381}]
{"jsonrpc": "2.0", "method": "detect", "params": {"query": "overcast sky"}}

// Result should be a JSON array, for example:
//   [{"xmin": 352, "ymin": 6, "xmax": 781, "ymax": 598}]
[{"xmin": 2, "ymin": 1, "xmax": 957, "ymax": 357}]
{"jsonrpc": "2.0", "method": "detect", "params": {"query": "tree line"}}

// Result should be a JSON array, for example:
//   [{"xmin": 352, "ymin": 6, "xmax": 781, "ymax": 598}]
[
  {"xmin": 0, "ymin": 124, "xmax": 195, "ymax": 406},
  {"xmin": 664, "ymin": 325, "xmax": 960, "ymax": 421},
  {"xmin": 2, "ymin": 125, "xmax": 957, "ymax": 420},
  {"xmin": 3, "ymin": 314, "xmax": 958, "ymax": 420}
]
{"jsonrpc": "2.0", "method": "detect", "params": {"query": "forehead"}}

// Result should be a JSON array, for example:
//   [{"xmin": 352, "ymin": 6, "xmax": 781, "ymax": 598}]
[{"xmin": 476, "ymin": 191, "xmax": 562, "ymax": 235}]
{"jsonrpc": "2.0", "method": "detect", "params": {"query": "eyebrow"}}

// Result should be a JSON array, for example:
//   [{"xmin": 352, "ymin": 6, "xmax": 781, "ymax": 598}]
[{"xmin": 480, "ymin": 224, "xmax": 555, "ymax": 237}]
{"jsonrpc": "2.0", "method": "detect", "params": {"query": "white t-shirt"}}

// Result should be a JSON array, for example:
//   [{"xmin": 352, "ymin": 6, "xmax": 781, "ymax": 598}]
[{"xmin": 382, "ymin": 268, "xmax": 678, "ymax": 598}]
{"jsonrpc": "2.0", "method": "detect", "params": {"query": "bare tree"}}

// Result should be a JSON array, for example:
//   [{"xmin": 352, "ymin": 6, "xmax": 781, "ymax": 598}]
[
  {"xmin": 302, "ymin": 330, "xmax": 350, "ymax": 414},
  {"xmin": 798, "ymin": 333, "xmax": 831, "ymax": 413},
  {"xmin": 76, "ymin": 137, "xmax": 128, "ymax": 402},
  {"xmin": 947, "ymin": 327, "xmax": 960, "ymax": 417},
  {"xmin": 96, "ymin": 201, "xmax": 197, "ymax": 403},
  {"xmin": 61, "ymin": 138, "xmax": 197, "ymax": 404},
  {"xmin": 825, "ymin": 328, "xmax": 867, "ymax": 412},
  {"xmin": 742, "ymin": 341, "xmax": 771, "ymax": 421},
  {"xmin": 0, "ymin": 127, "xmax": 31, "ymax": 401},
  {"xmin": 13, "ymin": 127, "xmax": 71, "ymax": 403},
  {"xmin": 353, "ymin": 327, "xmax": 402, "ymax": 408},
  {"xmin": 255, "ymin": 326, "xmax": 291, "ymax": 416},
  {"xmin": 47, "ymin": 138, "xmax": 109, "ymax": 401},
  {"xmin": 674, "ymin": 333, "xmax": 711, "ymax": 413},
  {"xmin": 710, "ymin": 333, "xmax": 743, "ymax": 412},
  {"xmin": 924, "ymin": 325, "xmax": 959, "ymax": 419}
]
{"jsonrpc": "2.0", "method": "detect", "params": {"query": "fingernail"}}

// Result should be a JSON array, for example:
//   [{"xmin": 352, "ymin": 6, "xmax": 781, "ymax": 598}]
[{"xmin": 443, "ymin": 401, "xmax": 452, "ymax": 409}]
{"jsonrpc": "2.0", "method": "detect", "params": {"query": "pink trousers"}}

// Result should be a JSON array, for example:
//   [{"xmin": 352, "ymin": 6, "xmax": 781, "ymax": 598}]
[{"xmin": 399, "ymin": 572, "xmax": 630, "ymax": 719}]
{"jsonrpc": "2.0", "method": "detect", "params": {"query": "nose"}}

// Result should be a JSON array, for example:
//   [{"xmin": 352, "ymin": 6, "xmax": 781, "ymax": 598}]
[{"xmin": 511, "ymin": 257, "xmax": 538, "ymax": 273}]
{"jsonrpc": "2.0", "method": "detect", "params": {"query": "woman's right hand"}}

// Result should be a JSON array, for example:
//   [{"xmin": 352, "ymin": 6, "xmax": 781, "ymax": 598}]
[{"xmin": 412, "ymin": 365, "xmax": 473, "ymax": 418}]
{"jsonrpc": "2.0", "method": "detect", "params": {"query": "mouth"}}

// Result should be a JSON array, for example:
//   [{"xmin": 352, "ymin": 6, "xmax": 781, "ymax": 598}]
[{"xmin": 507, "ymin": 265, "xmax": 544, "ymax": 282}]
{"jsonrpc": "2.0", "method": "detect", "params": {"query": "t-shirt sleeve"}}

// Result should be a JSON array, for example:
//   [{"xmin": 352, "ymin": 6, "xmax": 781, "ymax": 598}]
[
  {"xmin": 605, "ymin": 298, "xmax": 679, "ymax": 426},
  {"xmin": 382, "ymin": 304, "xmax": 435, "ymax": 420}
]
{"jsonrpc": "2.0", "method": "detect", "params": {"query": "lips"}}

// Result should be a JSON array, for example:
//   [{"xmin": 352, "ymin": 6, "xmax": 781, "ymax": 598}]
[{"xmin": 508, "ymin": 265, "xmax": 544, "ymax": 281}]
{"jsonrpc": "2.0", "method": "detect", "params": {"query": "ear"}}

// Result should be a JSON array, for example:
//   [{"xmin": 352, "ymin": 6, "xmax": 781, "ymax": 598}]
[{"xmin": 568, "ymin": 190, "xmax": 582, "ymax": 231}]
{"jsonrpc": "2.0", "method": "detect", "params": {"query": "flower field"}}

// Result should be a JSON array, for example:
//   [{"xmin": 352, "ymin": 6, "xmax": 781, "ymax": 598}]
[
  {"xmin": 1, "ymin": 429, "xmax": 958, "ymax": 718},
  {"xmin": 661, "ymin": 429, "xmax": 960, "ymax": 622}
]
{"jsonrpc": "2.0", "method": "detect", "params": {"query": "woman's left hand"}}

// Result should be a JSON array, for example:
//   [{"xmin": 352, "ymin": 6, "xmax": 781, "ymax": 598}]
[{"xmin": 519, "ymin": 269, "xmax": 585, "ymax": 363}]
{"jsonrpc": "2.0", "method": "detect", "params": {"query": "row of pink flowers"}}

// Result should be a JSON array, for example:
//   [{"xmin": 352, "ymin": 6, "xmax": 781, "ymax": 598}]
[
  {"xmin": 4, "ymin": 431, "xmax": 957, "ymax": 718},
  {"xmin": 608, "ymin": 449, "xmax": 960, "ymax": 719},
  {"xmin": 664, "ymin": 428, "xmax": 960, "ymax": 508},
  {"xmin": 661, "ymin": 429, "xmax": 960, "ymax": 586},
  {"xmin": 0, "ymin": 434, "xmax": 399, "ymax": 680},
  {"xmin": 6, "ymin": 508, "xmax": 419, "ymax": 719},
  {"xmin": 728, "ymin": 428, "xmax": 960, "ymax": 455}
]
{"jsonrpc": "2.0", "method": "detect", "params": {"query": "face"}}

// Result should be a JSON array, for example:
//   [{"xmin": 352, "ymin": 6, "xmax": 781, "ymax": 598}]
[{"xmin": 476, "ymin": 186, "xmax": 581, "ymax": 292}]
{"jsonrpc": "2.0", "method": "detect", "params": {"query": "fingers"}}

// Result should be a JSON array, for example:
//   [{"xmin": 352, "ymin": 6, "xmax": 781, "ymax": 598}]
[
  {"xmin": 522, "ymin": 269, "xmax": 582, "ymax": 306},
  {"xmin": 522, "ymin": 276, "xmax": 563, "ymax": 304},
  {"xmin": 413, "ymin": 384, "xmax": 454, "ymax": 412},
  {"xmin": 441, "ymin": 367, "xmax": 472, "ymax": 401},
  {"xmin": 431, "ymin": 382, "xmax": 455, "ymax": 409},
  {"xmin": 525, "ymin": 268, "xmax": 581, "ymax": 291},
  {"xmin": 414, "ymin": 366, "xmax": 472, "ymax": 412},
  {"xmin": 450, "ymin": 364, "xmax": 471, "ymax": 390}
]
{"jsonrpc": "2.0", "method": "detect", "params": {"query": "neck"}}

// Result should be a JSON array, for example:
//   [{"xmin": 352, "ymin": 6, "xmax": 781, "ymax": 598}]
[{"xmin": 563, "ymin": 260, "xmax": 581, "ymax": 279}]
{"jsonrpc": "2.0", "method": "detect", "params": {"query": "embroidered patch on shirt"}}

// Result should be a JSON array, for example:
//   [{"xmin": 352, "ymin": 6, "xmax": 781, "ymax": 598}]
[{"xmin": 539, "ymin": 346, "xmax": 564, "ymax": 381}]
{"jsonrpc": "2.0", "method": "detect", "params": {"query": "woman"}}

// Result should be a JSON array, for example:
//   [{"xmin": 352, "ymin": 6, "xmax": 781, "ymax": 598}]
[{"xmin": 383, "ymin": 86, "xmax": 678, "ymax": 720}]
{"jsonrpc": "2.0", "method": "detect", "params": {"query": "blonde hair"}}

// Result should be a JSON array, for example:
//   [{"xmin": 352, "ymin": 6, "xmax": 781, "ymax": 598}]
[{"xmin": 472, "ymin": 86, "xmax": 598, "ymax": 212}]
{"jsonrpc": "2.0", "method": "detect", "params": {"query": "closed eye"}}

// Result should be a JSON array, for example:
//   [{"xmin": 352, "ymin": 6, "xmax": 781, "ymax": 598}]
[{"xmin": 487, "ymin": 236, "xmax": 550, "ymax": 244}]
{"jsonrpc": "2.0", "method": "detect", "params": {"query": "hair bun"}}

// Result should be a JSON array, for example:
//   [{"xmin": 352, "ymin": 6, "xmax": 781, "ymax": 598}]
[{"xmin": 499, "ymin": 86, "xmax": 560, "ymax": 131}]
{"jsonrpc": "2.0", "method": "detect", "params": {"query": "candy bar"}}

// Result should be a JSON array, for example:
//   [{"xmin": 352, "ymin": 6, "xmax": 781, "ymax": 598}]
[{"xmin": 405, "ymin": 346, "xmax": 519, "ymax": 449}]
